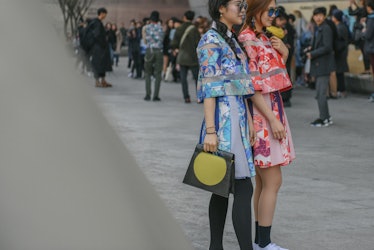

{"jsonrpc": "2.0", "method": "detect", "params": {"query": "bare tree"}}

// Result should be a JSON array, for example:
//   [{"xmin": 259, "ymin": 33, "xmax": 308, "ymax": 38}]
[{"xmin": 57, "ymin": 0, "xmax": 94, "ymax": 38}]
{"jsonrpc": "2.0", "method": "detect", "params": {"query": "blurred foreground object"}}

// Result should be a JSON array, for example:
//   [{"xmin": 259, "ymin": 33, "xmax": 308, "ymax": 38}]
[{"xmin": 0, "ymin": 1, "xmax": 193, "ymax": 249}]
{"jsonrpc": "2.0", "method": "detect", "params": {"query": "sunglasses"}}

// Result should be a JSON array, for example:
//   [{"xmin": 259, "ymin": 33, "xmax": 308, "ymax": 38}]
[{"xmin": 268, "ymin": 7, "xmax": 280, "ymax": 17}]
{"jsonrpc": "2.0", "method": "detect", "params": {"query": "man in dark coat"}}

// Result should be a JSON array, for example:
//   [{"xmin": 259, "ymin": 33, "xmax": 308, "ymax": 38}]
[
  {"xmin": 171, "ymin": 10, "xmax": 200, "ymax": 103},
  {"xmin": 90, "ymin": 7, "xmax": 113, "ymax": 88},
  {"xmin": 307, "ymin": 7, "xmax": 335, "ymax": 127}
]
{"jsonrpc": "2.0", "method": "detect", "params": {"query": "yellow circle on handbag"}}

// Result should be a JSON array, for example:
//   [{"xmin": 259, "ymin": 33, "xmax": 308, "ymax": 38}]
[{"xmin": 193, "ymin": 152, "xmax": 227, "ymax": 186}]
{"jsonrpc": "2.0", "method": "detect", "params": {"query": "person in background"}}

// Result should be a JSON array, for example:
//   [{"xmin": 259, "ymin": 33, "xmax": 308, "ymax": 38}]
[
  {"xmin": 128, "ymin": 21, "xmax": 142, "ymax": 78},
  {"xmin": 162, "ymin": 18, "xmax": 174, "ymax": 79},
  {"xmin": 112, "ymin": 23, "xmax": 123, "ymax": 67},
  {"xmin": 90, "ymin": 8, "xmax": 112, "ymax": 88},
  {"xmin": 331, "ymin": 9, "xmax": 350, "ymax": 98},
  {"xmin": 364, "ymin": 0, "xmax": 374, "ymax": 102},
  {"xmin": 127, "ymin": 19, "xmax": 136, "ymax": 69},
  {"xmin": 197, "ymin": 0, "xmax": 256, "ymax": 248},
  {"xmin": 119, "ymin": 22, "xmax": 127, "ymax": 47},
  {"xmin": 143, "ymin": 11, "xmax": 164, "ymax": 101},
  {"xmin": 105, "ymin": 22, "xmax": 116, "ymax": 66},
  {"xmin": 170, "ymin": 18, "xmax": 182, "ymax": 82},
  {"xmin": 171, "ymin": 10, "xmax": 201, "ymax": 103},
  {"xmin": 239, "ymin": 0, "xmax": 295, "ymax": 249},
  {"xmin": 293, "ymin": 10, "xmax": 307, "ymax": 39},
  {"xmin": 349, "ymin": 0, "xmax": 371, "ymax": 74},
  {"xmin": 327, "ymin": 5, "xmax": 339, "ymax": 99},
  {"xmin": 307, "ymin": 7, "xmax": 335, "ymax": 127}
]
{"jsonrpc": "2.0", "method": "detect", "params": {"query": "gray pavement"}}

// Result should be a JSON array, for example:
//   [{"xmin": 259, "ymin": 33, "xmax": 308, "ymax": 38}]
[{"xmin": 88, "ymin": 58, "xmax": 374, "ymax": 250}]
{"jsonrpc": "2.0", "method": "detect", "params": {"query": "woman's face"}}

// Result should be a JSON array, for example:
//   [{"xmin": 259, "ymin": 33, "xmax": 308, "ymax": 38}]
[
  {"xmin": 257, "ymin": 0, "xmax": 277, "ymax": 28},
  {"xmin": 220, "ymin": 0, "xmax": 247, "ymax": 27},
  {"xmin": 167, "ymin": 19, "xmax": 174, "ymax": 28}
]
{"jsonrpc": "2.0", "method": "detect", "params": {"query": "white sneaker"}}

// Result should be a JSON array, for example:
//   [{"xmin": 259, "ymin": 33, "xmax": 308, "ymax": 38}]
[
  {"xmin": 259, "ymin": 243, "xmax": 289, "ymax": 250},
  {"xmin": 253, "ymin": 243, "xmax": 260, "ymax": 250}
]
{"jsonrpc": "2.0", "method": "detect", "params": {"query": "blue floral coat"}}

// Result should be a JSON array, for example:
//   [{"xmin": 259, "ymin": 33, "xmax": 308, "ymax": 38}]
[{"xmin": 197, "ymin": 28, "xmax": 256, "ymax": 178}]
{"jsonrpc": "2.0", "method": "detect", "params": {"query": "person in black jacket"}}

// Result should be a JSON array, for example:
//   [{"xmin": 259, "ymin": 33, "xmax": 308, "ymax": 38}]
[
  {"xmin": 307, "ymin": 7, "xmax": 335, "ymax": 127},
  {"xmin": 90, "ymin": 8, "xmax": 113, "ymax": 88}
]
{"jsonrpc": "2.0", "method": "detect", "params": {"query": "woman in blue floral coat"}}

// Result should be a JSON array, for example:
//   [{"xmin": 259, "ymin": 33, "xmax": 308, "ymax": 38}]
[{"xmin": 197, "ymin": 0, "xmax": 256, "ymax": 249}]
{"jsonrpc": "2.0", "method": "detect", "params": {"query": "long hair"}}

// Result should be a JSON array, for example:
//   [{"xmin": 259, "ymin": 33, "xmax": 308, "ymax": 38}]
[
  {"xmin": 208, "ymin": 0, "xmax": 244, "ymax": 59},
  {"xmin": 242, "ymin": 0, "xmax": 274, "ymax": 35}
]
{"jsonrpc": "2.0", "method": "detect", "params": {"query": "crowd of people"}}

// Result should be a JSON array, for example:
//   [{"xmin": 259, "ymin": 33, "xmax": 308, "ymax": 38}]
[
  {"xmin": 68, "ymin": 1, "xmax": 374, "ymax": 250},
  {"xmin": 71, "ymin": 0, "xmax": 374, "ymax": 107}
]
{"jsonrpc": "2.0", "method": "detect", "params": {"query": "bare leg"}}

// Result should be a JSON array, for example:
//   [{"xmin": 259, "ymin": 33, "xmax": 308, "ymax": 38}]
[
  {"xmin": 257, "ymin": 165, "xmax": 282, "ymax": 226},
  {"xmin": 329, "ymin": 71, "xmax": 337, "ymax": 98}
]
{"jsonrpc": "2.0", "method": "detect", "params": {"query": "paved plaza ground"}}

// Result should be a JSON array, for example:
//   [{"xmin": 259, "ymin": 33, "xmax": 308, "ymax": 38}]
[{"xmin": 89, "ymin": 58, "xmax": 374, "ymax": 250}]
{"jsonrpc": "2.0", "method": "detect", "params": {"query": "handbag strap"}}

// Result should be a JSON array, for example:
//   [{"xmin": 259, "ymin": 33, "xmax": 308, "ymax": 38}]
[{"xmin": 179, "ymin": 25, "xmax": 195, "ymax": 48}]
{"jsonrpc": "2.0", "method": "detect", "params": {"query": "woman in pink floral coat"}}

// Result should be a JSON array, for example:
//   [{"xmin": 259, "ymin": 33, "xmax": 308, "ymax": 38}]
[{"xmin": 238, "ymin": 0, "xmax": 295, "ymax": 249}]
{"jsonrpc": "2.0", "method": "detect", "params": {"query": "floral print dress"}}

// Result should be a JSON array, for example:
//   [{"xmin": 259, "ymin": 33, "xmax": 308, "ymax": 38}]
[
  {"xmin": 197, "ymin": 27, "xmax": 255, "ymax": 178},
  {"xmin": 238, "ymin": 28, "xmax": 295, "ymax": 168}
]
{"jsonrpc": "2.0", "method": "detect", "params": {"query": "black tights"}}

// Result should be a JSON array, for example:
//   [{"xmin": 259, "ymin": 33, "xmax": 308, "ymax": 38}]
[{"xmin": 209, "ymin": 178, "xmax": 253, "ymax": 250}]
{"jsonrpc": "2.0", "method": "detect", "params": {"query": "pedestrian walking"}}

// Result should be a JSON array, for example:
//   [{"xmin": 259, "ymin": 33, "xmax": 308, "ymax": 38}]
[
  {"xmin": 90, "ymin": 8, "xmax": 113, "ymax": 88},
  {"xmin": 197, "ymin": 0, "xmax": 256, "ymax": 249},
  {"xmin": 171, "ymin": 10, "xmax": 201, "ymax": 103},
  {"xmin": 306, "ymin": 7, "xmax": 335, "ymax": 126},
  {"xmin": 143, "ymin": 11, "xmax": 164, "ymax": 101},
  {"xmin": 239, "ymin": 0, "xmax": 295, "ymax": 249}
]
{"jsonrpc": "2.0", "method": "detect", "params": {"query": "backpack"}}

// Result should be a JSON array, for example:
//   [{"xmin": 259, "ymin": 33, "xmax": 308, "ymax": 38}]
[{"xmin": 79, "ymin": 21, "xmax": 95, "ymax": 53}]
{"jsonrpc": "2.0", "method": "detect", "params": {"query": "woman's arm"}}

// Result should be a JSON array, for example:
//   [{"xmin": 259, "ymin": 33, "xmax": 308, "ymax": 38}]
[
  {"xmin": 249, "ymin": 91, "xmax": 286, "ymax": 140},
  {"xmin": 203, "ymin": 98, "xmax": 218, "ymax": 152}
]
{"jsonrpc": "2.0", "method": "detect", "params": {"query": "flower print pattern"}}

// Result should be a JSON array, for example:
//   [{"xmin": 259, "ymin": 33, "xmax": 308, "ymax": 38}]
[
  {"xmin": 239, "ymin": 28, "xmax": 295, "ymax": 168},
  {"xmin": 197, "ymin": 28, "xmax": 256, "ymax": 177}
]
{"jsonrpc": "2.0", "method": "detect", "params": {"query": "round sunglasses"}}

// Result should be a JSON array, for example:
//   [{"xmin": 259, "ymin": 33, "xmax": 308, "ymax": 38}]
[{"xmin": 268, "ymin": 7, "xmax": 280, "ymax": 17}]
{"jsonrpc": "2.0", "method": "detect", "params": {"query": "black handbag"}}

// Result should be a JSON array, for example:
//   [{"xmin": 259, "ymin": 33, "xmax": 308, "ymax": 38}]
[{"xmin": 183, "ymin": 144, "xmax": 235, "ymax": 198}]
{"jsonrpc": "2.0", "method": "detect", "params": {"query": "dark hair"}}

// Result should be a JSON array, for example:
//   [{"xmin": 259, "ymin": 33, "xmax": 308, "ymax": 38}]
[
  {"xmin": 313, "ymin": 7, "xmax": 327, "ymax": 16},
  {"xmin": 328, "ymin": 5, "xmax": 338, "ymax": 16},
  {"xmin": 288, "ymin": 14, "xmax": 296, "ymax": 22},
  {"xmin": 97, "ymin": 8, "xmax": 107, "ymax": 16},
  {"xmin": 150, "ymin": 10, "xmax": 160, "ymax": 22},
  {"xmin": 208, "ymin": 0, "xmax": 246, "ymax": 60},
  {"xmin": 184, "ymin": 10, "xmax": 195, "ymax": 21},
  {"xmin": 367, "ymin": 0, "xmax": 374, "ymax": 9}
]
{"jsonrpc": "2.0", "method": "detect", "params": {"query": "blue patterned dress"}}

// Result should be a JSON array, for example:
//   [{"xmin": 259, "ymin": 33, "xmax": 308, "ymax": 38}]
[{"xmin": 197, "ymin": 27, "xmax": 256, "ymax": 178}]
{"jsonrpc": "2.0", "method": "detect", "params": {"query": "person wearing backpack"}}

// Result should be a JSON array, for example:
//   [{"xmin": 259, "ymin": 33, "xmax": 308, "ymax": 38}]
[
  {"xmin": 171, "ymin": 10, "xmax": 201, "ymax": 103},
  {"xmin": 89, "ymin": 8, "xmax": 113, "ymax": 88}
]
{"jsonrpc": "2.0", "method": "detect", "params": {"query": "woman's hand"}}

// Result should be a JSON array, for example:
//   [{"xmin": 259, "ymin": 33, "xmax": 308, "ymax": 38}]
[
  {"xmin": 269, "ymin": 118, "xmax": 286, "ymax": 140},
  {"xmin": 203, "ymin": 133, "xmax": 218, "ymax": 152},
  {"xmin": 270, "ymin": 36, "xmax": 289, "ymax": 61},
  {"xmin": 249, "ymin": 120, "xmax": 257, "ymax": 146}
]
